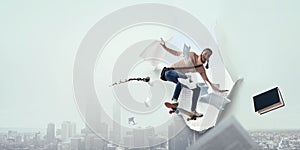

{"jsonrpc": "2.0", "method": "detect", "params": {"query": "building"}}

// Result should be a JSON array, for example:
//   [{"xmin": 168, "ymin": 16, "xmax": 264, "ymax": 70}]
[{"xmin": 46, "ymin": 123, "xmax": 55, "ymax": 143}]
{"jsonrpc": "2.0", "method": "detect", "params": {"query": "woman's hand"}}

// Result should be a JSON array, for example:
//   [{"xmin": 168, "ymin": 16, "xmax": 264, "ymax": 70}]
[
  {"xmin": 159, "ymin": 37, "xmax": 182, "ymax": 56},
  {"xmin": 209, "ymin": 82, "xmax": 229, "ymax": 93},
  {"xmin": 160, "ymin": 37, "xmax": 166, "ymax": 47}
]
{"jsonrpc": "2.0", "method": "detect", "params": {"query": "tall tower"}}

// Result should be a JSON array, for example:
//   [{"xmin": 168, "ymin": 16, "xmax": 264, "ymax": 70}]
[
  {"xmin": 46, "ymin": 123, "xmax": 55, "ymax": 143},
  {"xmin": 110, "ymin": 101, "xmax": 121, "ymax": 143},
  {"xmin": 70, "ymin": 122, "xmax": 77, "ymax": 137},
  {"xmin": 61, "ymin": 121, "xmax": 71, "ymax": 141}
]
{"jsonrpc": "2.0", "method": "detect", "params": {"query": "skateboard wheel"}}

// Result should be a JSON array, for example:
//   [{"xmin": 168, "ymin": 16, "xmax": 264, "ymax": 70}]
[
  {"xmin": 187, "ymin": 118, "xmax": 190, "ymax": 121},
  {"xmin": 175, "ymin": 110, "xmax": 179, "ymax": 114},
  {"xmin": 169, "ymin": 110, "xmax": 174, "ymax": 114}
]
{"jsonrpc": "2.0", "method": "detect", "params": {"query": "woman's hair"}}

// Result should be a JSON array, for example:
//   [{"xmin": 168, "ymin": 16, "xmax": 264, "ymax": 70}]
[{"xmin": 202, "ymin": 48, "xmax": 212, "ymax": 69}]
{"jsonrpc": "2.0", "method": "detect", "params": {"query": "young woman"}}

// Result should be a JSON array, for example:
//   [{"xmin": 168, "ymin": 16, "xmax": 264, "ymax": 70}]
[{"xmin": 160, "ymin": 38, "xmax": 228, "ymax": 115}]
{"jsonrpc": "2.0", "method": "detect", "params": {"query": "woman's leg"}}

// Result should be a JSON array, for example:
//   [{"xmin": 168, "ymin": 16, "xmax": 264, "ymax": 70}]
[
  {"xmin": 164, "ymin": 70, "xmax": 187, "ymax": 100},
  {"xmin": 191, "ymin": 87, "xmax": 201, "ymax": 112},
  {"xmin": 164, "ymin": 70, "xmax": 187, "ymax": 83},
  {"xmin": 164, "ymin": 70, "xmax": 202, "ymax": 113},
  {"xmin": 172, "ymin": 82, "xmax": 182, "ymax": 100}
]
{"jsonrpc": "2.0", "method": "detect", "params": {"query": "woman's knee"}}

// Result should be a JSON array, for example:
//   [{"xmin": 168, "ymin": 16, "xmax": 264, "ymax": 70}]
[
  {"xmin": 165, "ymin": 70, "xmax": 179, "ymax": 83},
  {"xmin": 165, "ymin": 70, "xmax": 176, "ymax": 79}
]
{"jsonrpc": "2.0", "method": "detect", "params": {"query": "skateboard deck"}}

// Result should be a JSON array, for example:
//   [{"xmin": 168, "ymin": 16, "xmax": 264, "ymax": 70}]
[{"xmin": 164, "ymin": 102, "xmax": 203, "ymax": 121}]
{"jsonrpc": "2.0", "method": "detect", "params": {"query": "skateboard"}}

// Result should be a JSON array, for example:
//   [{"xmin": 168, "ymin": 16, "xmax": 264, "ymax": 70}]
[{"xmin": 164, "ymin": 102, "xmax": 203, "ymax": 121}]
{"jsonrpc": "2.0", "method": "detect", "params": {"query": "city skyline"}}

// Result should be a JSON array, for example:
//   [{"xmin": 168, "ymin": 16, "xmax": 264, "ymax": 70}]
[{"xmin": 1, "ymin": 120, "xmax": 300, "ymax": 149}]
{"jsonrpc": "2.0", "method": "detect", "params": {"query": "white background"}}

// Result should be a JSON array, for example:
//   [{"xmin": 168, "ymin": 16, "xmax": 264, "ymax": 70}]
[{"xmin": 0, "ymin": 0, "xmax": 299, "ymax": 130}]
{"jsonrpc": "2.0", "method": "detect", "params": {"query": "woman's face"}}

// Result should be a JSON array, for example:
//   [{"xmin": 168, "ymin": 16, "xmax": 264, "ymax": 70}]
[{"xmin": 201, "ymin": 50, "xmax": 212, "ymax": 62}]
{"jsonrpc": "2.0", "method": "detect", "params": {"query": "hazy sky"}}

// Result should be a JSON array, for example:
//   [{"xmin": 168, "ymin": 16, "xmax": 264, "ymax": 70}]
[{"xmin": 1, "ymin": 0, "xmax": 300, "ymax": 130}]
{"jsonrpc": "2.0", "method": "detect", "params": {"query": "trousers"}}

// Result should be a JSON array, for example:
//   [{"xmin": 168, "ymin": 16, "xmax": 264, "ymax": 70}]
[{"xmin": 164, "ymin": 70, "xmax": 200, "ymax": 111}]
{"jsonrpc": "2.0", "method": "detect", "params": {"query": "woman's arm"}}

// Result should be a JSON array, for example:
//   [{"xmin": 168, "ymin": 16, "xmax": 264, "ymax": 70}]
[
  {"xmin": 160, "ymin": 37, "xmax": 182, "ymax": 56},
  {"xmin": 197, "ymin": 66, "xmax": 228, "ymax": 93}
]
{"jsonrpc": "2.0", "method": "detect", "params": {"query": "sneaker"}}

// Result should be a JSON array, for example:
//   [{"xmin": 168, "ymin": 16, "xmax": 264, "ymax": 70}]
[
  {"xmin": 192, "ymin": 110, "xmax": 203, "ymax": 117},
  {"xmin": 171, "ymin": 99, "xmax": 179, "ymax": 107}
]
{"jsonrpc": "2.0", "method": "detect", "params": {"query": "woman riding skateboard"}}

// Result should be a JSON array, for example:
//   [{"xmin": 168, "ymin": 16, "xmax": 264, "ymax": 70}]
[{"xmin": 160, "ymin": 37, "xmax": 228, "ymax": 116}]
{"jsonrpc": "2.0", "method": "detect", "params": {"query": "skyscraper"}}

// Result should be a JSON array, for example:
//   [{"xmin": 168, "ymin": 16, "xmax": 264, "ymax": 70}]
[
  {"xmin": 61, "ymin": 121, "xmax": 71, "ymax": 141},
  {"xmin": 46, "ymin": 123, "xmax": 55, "ymax": 143},
  {"xmin": 70, "ymin": 122, "xmax": 77, "ymax": 137},
  {"xmin": 71, "ymin": 138, "xmax": 81, "ymax": 150},
  {"xmin": 61, "ymin": 121, "xmax": 77, "ymax": 142},
  {"xmin": 110, "ymin": 101, "xmax": 121, "ymax": 143}
]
